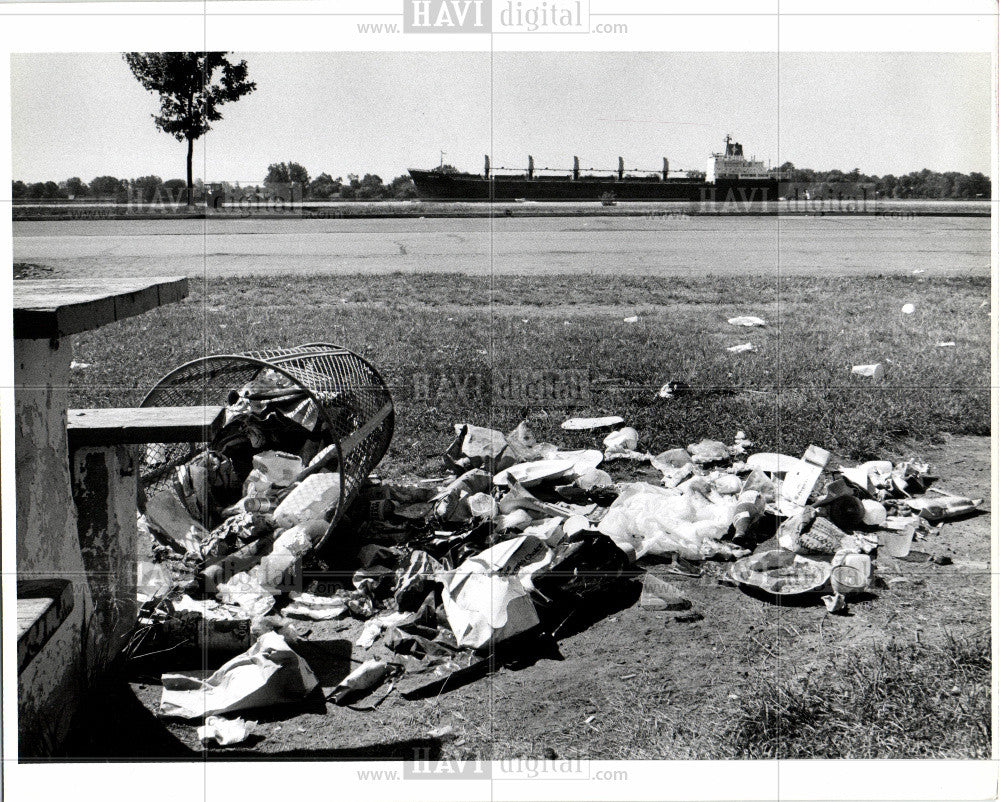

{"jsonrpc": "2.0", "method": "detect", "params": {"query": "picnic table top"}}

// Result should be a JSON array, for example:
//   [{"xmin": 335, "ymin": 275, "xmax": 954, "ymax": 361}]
[
  {"xmin": 13, "ymin": 276, "xmax": 189, "ymax": 339},
  {"xmin": 67, "ymin": 405, "xmax": 225, "ymax": 448}
]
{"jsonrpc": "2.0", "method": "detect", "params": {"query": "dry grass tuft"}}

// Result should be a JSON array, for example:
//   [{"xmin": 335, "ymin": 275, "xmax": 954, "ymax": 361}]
[{"xmin": 727, "ymin": 631, "xmax": 991, "ymax": 759}]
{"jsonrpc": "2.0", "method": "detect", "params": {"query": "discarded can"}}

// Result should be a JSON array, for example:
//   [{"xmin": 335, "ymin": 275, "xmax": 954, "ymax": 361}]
[
  {"xmin": 730, "ymin": 490, "xmax": 764, "ymax": 538},
  {"xmin": 243, "ymin": 497, "xmax": 275, "ymax": 514},
  {"xmin": 221, "ymin": 495, "xmax": 275, "ymax": 517},
  {"xmin": 851, "ymin": 363, "xmax": 885, "ymax": 380}
]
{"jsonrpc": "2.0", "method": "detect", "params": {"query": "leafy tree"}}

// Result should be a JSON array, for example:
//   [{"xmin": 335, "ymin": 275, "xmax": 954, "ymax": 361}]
[
  {"xmin": 388, "ymin": 173, "xmax": 418, "ymax": 199},
  {"xmin": 780, "ymin": 164, "xmax": 990, "ymax": 201},
  {"xmin": 967, "ymin": 172, "xmax": 990, "ymax": 198},
  {"xmin": 335, "ymin": 173, "xmax": 386, "ymax": 200},
  {"xmin": 64, "ymin": 177, "xmax": 88, "ymax": 198},
  {"xmin": 90, "ymin": 175, "xmax": 126, "ymax": 199},
  {"xmin": 21, "ymin": 181, "xmax": 64, "ymax": 200},
  {"xmin": 308, "ymin": 172, "xmax": 341, "ymax": 200},
  {"xmin": 431, "ymin": 164, "xmax": 459, "ymax": 174},
  {"xmin": 355, "ymin": 173, "xmax": 386, "ymax": 200},
  {"xmin": 288, "ymin": 163, "xmax": 309, "ymax": 187},
  {"xmin": 265, "ymin": 163, "xmax": 290, "ymax": 184},
  {"xmin": 162, "ymin": 178, "xmax": 188, "ymax": 202},
  {"xmin": 123, "ymin": 52, "xmax": 256, "ymax": 205},
  {"xmin": 265, "ymin": 161, "xmax": 310, "ymax": 187},
  {"xmin": 11, "ymin": 180, "xmax": 27, "ymax": 198},
  {"xmin": 129, "ymin": 175, "xmax": 164, "ymax": 203}
]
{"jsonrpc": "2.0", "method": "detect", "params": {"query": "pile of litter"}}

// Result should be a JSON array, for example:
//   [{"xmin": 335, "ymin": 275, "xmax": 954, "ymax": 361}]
[{"xmin": 131, "ymin": 400, "xmax": 983, "ymax": 741}]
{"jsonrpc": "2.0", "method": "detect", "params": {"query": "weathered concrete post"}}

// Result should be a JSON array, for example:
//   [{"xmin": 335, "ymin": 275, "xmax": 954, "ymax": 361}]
[{"xmin": 15, "ymin": 336, "xmax": 90, "ymax": 755}]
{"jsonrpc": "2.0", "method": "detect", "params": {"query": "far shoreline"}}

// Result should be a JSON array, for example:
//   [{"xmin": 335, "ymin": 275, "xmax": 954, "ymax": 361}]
[{"xmin": 10, "ymin": 197, "xmax": 992, "ymax": 222}]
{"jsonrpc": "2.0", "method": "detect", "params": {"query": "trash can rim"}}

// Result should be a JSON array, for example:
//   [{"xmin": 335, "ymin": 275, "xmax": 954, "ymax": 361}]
[{"xmin": 138, "ymin": 351, "xmax": 347, "ymax": 543}]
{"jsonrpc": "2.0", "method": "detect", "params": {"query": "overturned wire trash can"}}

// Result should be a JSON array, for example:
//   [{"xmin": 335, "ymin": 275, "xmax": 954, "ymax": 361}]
[{"xmin": 139, "ymin": 343, "xmax": 394, "ymax": 547}]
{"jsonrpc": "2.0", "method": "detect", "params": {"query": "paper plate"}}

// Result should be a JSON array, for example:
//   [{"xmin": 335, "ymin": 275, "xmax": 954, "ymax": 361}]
[
  {"xmin": 494, "ymin": 459, "xmax": 577, "ymax": 487},
  {"xmin": 548, "ymin": 448, "xmax": 604, "ymax": 473},
  {"xmin": 560, "ymin": 415, "xmax": 625, "ymax": 431},
  {"xmin": 746, "ymin": 452, "xmax": 802, "ymax": 476},
  {"xmin": 729, "ymin": 550, "xmax": 832, "ymax": 596}
]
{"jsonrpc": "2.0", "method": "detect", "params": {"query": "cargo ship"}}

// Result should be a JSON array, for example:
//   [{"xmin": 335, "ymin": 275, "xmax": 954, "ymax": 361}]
[{"xmin": 408, "ymin": 136, "xmax": 780, "ymax": 202}]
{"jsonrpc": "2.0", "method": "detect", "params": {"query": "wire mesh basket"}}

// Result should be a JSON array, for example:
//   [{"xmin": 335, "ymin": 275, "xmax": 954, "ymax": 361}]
[{"xmin": 138, "ymin": 343, "xmax": 394, "ymax": 546}]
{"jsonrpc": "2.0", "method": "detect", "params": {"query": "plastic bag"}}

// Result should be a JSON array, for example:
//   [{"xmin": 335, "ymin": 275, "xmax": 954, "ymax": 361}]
[
  {"xmin": 159, "ymin": 632, "xmax": 318, "ymax": 719},
  {"xmin": 273, "ymin": 472, "xmax": 341, "ymax": 529},
  {"xmin": 597, "ymin": 482, "xmax": 738, "ymax": 560}
]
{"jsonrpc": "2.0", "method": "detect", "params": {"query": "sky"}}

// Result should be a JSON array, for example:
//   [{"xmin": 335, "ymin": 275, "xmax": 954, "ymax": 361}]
[{"xmin": 9, "ymin": 51, "xmax": 991, "ymax": 184}]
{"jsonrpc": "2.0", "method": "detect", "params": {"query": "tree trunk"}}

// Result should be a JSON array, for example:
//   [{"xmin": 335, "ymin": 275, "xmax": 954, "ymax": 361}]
[{"xmin": 186, "ymin": 137, "xmax": 194, "ymax": 206}]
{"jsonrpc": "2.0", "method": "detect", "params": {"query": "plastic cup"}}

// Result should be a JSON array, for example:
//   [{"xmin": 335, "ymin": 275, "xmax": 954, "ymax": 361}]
[
  {"xmin": 831, "ymin": 565, "xmax": 866, "ymax": 595},
  {"xmin": 882, "ymin": 526, "xmax": 915, "ymax": 558},
  {"xmin": 852, "ymin": 363, "xmax": 884, "ymax": 380}
]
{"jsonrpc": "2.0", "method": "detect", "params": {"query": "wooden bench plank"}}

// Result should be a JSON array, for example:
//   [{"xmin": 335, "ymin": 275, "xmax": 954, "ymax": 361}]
[
  {"xmin": 17, "ymin": 579, "xmax": 75, "ymax": 674},
  {"xmin": 13, "ymin": 276, "xmax": 189, "ymax": 339},
  {"xmin": 67, "ymin": 405, "xmax": 225, "ymax": 449},
  {"xmin": 18, "ymin": 599, "xmax": 53, "ymax": 639}
]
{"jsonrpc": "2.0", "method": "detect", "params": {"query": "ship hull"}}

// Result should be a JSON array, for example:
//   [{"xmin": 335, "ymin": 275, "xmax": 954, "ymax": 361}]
[{"xmin": 408, "ymin": 169, "xmax": 780, "ymax": 202}]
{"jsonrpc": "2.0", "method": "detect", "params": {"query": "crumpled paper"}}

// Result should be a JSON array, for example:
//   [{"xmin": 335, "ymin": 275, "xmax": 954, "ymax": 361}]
[
  {"xmin": 356, "ymin": 611, "xmax": 413, "ymax": 650},
  {"xmin": 197, "ymin": 716, "xmax": 256, "ymax": 746},
  {"xmin": 328, "ymin": 659, "xmax": 391, "ymax": 705},
  {"xmin": 217, "ymin": 571, "xmax": 278, "ymax": 619},
  {"xmin": 728, "ymin": 315, "xmax": 766, "ymax": 327},
  {"xmin": 440, "ymin": 537, "xmax": 549, "ymax": 649},
  {"xmin": 159, "ymin": 631, "xmax": 318, "ymax": 719}
]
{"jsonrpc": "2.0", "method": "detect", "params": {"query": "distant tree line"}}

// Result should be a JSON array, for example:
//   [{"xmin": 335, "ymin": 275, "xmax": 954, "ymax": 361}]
[
  {"xmin": 776, "ymin": 163, "xmax": 990, "ymax": 200},
  {"xmin": 13, "ymin": 163, "xmax": 990, "ymax": 202},
  {"xmin": 262, "ymin": 162, "xmax": 417, "ymax": 200},
  {"xmin": 12, "ymin": 175, "xmax": 194, "ymax": 202},
  {"xmin": 11, "ymin": 163, "xmax": 418, "ymax": 202}
]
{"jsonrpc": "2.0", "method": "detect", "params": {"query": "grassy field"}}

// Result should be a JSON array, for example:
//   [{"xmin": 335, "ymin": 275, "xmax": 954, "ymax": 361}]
[
  {"xmin": 51, "ymin": 267, "xmax": 992, "ymax": 760},
  {"xmin": 69, "ymin": 271, "xmax": 990, "ymax": 471},
  {"xmin": 728, "ymin": 631, "xmax": 991, "ymax": 759}
]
